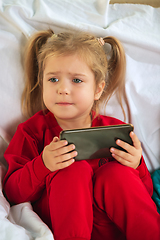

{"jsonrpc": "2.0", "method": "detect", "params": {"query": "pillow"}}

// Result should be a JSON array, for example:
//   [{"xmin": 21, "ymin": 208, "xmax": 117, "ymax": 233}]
[
  {"xmin": 0, "ymin": 127, "xmax": 10, "ymax": 168},
  {"xmin": 0, "ymin": 128, "xmax": 10, "ymax": 220},
  {"xmin": 0, "ymin": 163, "xmax": 9, "ymax": 219}
]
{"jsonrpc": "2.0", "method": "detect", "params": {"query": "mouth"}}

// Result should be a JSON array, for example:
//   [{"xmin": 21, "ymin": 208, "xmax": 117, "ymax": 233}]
[{"xmin": 56, "ymin": 102, "xmax": 73, "ymax": 106}]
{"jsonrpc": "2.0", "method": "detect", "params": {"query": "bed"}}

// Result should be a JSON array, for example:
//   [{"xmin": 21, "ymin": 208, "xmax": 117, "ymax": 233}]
[{"xmin": 0, "ymin": 0, "xmax": 160, "ymax": 239}]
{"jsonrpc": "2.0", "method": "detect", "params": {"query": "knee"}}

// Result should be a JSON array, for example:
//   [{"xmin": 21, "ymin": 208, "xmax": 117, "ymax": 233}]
[
  {"xmin": 47, "ymin": 160, "xmax": 93, "ymax": 187},
  {"xmin": 63, "ymin": 160, "xmax": 93, "ymax": 180},
  {"xmin": 93, "ymin": 161, "xmax": 137, "ymax": 194}
]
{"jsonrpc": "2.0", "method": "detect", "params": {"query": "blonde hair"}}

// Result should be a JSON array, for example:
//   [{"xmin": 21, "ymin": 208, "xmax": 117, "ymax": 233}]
[{"xmin": 22, "ymin": 29, "xmax": 126, "ymax": 119}]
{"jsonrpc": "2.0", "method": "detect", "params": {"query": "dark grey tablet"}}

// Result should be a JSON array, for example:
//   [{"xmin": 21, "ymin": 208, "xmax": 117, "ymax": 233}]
[{"xmin": 60, "ymin": 124, "xmax": 134, "ymax": 160}]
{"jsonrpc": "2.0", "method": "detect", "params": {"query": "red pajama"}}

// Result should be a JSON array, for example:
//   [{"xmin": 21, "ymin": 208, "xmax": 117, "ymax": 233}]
[{"xmin": 3, "ymin": 110, "xmax": 160, "ymax": 240}]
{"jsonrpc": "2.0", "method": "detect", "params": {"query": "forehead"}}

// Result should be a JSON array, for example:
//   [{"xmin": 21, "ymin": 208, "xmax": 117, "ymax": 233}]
[{"xmin": 43, "ymin": 54, "xmax": 94, "ymax": 76}]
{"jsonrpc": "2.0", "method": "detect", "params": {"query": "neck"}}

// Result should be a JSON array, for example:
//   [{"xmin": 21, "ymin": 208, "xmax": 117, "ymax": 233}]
[{"xmin": 55, "ymin": 115, "xmax": 92, "ymax": 130}]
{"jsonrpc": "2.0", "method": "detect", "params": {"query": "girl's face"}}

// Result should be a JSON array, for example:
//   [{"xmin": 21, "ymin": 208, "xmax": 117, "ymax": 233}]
[{"xmin": 43, "ymin": 54, "xmax": 104, "ymax": 129}]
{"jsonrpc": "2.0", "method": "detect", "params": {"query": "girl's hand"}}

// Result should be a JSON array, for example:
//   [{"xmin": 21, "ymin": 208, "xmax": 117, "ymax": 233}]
[
  {"xmin": 110, "ymin": 132, "xmax": 142, "ymax": 169},
  {"xmin": 42, "ymin": 137, "xmax": 77, "ymax": 172}
]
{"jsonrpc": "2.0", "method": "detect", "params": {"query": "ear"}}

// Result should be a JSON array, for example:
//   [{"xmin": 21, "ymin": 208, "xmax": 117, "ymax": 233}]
[{"xmin": 94, "ymin": 80, "xmax": 105, "ymax": 100}]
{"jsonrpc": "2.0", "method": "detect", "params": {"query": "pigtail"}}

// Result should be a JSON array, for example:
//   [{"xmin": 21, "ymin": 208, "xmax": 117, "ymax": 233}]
[
  {"xmin": 21, "ymin": 29, "xmax": 54, "ymax": 117},
  {"xmin": 103, "ymin": 36, "xmax": 127, "ymax": 120}
]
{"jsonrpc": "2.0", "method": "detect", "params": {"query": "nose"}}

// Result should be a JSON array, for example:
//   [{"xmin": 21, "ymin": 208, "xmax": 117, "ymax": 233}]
[{"xmin": 57, "ymin": 79, "xmax": 70, "ymax": 95}]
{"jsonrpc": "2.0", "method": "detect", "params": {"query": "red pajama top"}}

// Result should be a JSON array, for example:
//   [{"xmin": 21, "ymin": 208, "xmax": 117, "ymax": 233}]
[{"xmin": 3, "ymin": 110, "xmax": 153, "ymax": 204}]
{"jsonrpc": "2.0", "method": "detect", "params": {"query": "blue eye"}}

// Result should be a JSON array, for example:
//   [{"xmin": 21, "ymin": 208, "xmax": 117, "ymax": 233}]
[
  {"xmin": 73, "ymin": 78, "xmax": 82, "ymax": 83},
  {"xmin": 49, "ymin": 78, "xmax": 59, "ymax": 82}
]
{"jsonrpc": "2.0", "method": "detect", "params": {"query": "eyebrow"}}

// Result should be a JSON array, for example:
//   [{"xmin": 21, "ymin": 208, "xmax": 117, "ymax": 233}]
[
  {"xmin": 45, "ymin": 72, "xmax": 87, "ymax": 77},
  {"xmin": 45, "ymin": 71, "xmax": 60, "ymax": 75}
]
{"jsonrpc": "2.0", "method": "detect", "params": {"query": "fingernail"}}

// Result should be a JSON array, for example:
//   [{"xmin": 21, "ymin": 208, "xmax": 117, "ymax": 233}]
[
  {"xmin": 74, "ymin": 151, "xmax": 78, "ymax": 156},
  {"xmin": 110, "ymin": 148, "xmax": 114, "ymax": 152},
  {"xmin": 116, "ymin": 139, "xmax": 120, "ymax": 144}
]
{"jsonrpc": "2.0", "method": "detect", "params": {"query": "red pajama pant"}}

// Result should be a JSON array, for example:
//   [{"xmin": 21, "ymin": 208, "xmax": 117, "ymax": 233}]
[{"xmin": 33, "ymin": 160, "xmax": 160, "ymax": 240}]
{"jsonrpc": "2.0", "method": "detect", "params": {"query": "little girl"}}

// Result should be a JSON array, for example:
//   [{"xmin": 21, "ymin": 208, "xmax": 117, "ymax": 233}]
[{"xmin": 3, "ymin": 29, "xmax": 160, "ymax": 240}]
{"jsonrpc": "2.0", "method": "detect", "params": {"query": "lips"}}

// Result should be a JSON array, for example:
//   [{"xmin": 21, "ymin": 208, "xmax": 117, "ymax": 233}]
[{"xmin": 56, "ymin": 102, "xmax": 73, "ymax": 106}]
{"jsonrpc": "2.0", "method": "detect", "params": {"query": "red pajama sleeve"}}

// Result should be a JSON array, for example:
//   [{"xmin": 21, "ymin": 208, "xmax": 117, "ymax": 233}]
[{"xmin": 3, "ymin": 124, "xmax": 52, "ymax": 204}]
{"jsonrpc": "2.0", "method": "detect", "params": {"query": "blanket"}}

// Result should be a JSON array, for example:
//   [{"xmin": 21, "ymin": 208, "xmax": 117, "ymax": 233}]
[{"xmin": 0, "ymin": 0, "xmax": 160, "ymax": 239}]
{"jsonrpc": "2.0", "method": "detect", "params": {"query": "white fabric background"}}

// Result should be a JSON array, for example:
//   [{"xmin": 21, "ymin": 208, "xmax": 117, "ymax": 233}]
[{"xmin": 0, "ymin": 0, "xmax": 160, "ymax": 239}]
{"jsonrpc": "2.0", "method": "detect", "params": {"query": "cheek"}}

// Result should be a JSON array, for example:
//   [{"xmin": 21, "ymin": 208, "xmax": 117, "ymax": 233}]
[
  {"xmin": 43, "ymin": 83, "xmax": 54, "ymax": 96},
  {"xmin": 76, "ymin": 88, "xmax": 95, "ymax": 104},
  {"xmin": 43, "ymin": 91, "xmax": 48, "ymax": 107},
  {"xmin": 43, "ymin": 86, "xmax": 52, "ymax": 106}
]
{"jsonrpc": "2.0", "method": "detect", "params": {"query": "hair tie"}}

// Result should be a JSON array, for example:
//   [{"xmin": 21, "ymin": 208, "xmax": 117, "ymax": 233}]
[
  {"xmin": 47, "ymin": 33, "xmax": 57, "ymax": 43},
  {"xmin": 97, "ymin": 37, "xmax": 105, "ymax": 46},
  {"xmin": 51, "ymin": 33, "xmax": 57, "ymax": 39}
]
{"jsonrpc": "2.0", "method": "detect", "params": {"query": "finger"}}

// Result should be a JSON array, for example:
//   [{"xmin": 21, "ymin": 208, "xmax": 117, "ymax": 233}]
[
  {"xmin": 110, "ymin": 147, "xmax": 132, "ymax": 162},
  {"xmin": 53, "ymin": 136, "xmax": 59, "ymax": 142},
  {"xmin": 130, "ymin": 132, "xmax": 141, "ymax": 150},
  {"xmin": 49, "ymin": 138, "xmax": 68, "ymax": 151},
  {"xmin": 56, "ymin": 150, "xmax": 78, "ymax": 163},
  {"xmin": 54, "ymin": 144, "xmax": 76, "ymax": 157},
  {"xmin": 111, "ymin": 149, "xmax": 140, "ymax": 169},
  {"xmin": 57, "ymin": 158, "xmax": 75, "ymax": 170},
  {"xmin": 111, "ymin": 152, "xmax": 130, "ymax": 166},
  {"xmin": 115, "ymin": 139, "xmax": 134, "ymax": 156}
]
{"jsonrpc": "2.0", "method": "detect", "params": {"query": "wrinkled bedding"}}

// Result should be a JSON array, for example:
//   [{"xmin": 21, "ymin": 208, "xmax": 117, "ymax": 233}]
[{"xmin": 0, "ymin": 0, "xmax": 160, "ymax": 239}]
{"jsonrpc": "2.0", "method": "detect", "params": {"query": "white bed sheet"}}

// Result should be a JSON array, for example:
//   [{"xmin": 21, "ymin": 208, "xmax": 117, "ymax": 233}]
[{"xmin": 0, "ymin": 0, "xmax": 160, "ymax": 239}]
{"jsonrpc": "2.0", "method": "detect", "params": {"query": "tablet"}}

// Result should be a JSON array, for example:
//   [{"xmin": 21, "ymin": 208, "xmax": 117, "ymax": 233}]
[{"xmin": 60, "ymin": 124, "xmax": 134, "ymax": 160}]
